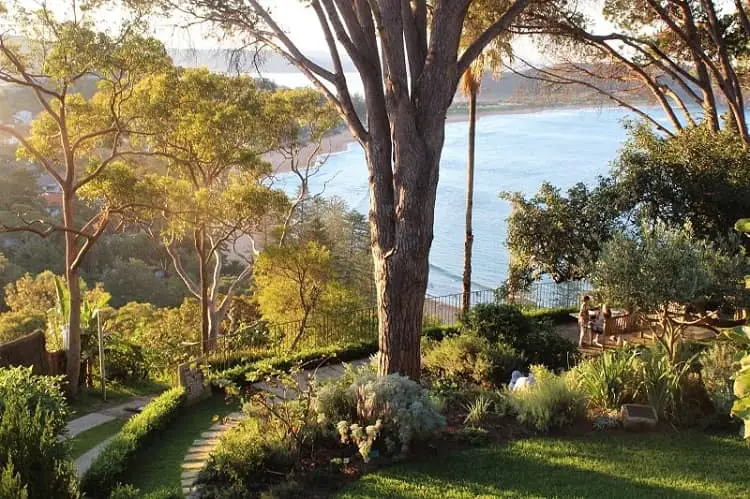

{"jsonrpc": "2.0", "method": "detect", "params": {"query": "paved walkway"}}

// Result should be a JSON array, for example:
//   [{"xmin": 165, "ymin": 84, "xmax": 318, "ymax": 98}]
[
  {"xmin": 180, "ymin": 358, "xmax": 370, "ymax": 497},
  {"xmin": 66, "ymin": 395, "xmax": 155, "ymax": 477}
]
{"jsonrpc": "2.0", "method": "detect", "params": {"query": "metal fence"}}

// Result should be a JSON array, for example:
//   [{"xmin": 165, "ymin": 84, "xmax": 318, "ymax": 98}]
[
  {"xmin": 424, "ymin": 281, "xmax": 592, "ymax": 326},
  {"xmin": 201, "ymin": 281, "xmax": 592, "ymax": 370}
]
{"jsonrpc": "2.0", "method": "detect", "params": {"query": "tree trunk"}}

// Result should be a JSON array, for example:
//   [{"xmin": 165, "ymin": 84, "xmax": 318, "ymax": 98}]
[
  {"xmin": 371, "ymin": 132, "xmax": 441, "ymax": 381},
  {"xmin": 462, "ymin": 88, "xmax": 478, "ymax": 315},
  {"xmin": 63, "ymin": 194, "xmax": 81, "ymax": 395},
  {"xmin": 196, "ymin": 229, "xmax": 211, "ymax": 355}
]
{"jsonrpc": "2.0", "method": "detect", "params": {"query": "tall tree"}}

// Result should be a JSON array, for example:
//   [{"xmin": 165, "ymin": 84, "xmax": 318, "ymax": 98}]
[
  {"xmin": 169, "ymin": 0, "xmax": 534, "ymax": 379},
  {"xmin": 459, "ymin": 3, "xmax": 513, "ymax": 314},
  {"xmin": 0, "ymin": 2, "xmax": 169, "ymax": 393},
  {"xmin": 92, "ymin": 68, "xmax": 288, "ymax": 353}
]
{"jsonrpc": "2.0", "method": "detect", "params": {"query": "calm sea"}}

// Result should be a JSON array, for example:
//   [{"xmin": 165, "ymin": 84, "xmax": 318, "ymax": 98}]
[{"xmin": 277, "ymin": 100, "xmax": 674, "ymax": 296}]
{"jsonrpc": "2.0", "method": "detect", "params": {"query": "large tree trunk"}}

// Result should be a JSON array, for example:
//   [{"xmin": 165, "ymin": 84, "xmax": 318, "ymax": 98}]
[
  {"xmin": 63, "ymin": 194, "xmax": 81, "ymax": 395},
  {"xmin": 462, "ymin": 88, "xmax": 478, "ymax": 315}
]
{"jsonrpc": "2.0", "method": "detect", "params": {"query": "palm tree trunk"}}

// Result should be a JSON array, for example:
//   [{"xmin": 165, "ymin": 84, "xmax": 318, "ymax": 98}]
[{"xmin": 462, "ymin": 87, "xmax": 478, "ymax": 315}]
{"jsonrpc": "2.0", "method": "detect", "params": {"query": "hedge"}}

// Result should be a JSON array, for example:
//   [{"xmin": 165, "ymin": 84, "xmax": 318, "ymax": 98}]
[
  {"xmin": 80, "ymin": 387, "xmax": 187, "ymax": 498},
  {"xmin": 209, "ymin": 340, "xmax": 378, "ymax": 386},
  {"xmin": 522, "ymin": 307, "xmax": 577, "ymax": 325}
]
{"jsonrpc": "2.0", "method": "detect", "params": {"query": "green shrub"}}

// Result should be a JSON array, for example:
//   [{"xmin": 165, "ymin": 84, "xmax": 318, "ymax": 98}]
[
  {"xmin": 460, "ymin": 303, "xmax": 578, "ymax": 371},
  {"xmin": 461, "ymin": 303, "xmax": 532, "ymax": 345},
  {"xmin": 523, "ymin": 307, "xmax": 577, "ymax": 325},
  {"xmin": 506, "ymin": 368, "xmax": 586, "ymax": 432},
  {"xmin": 422, "ymin": 325, "xmax": 460, "ymax": 341},
  {"xmin": 700, "ymin": 342, "xmax": 740, "ymax": 416},
  {"xmin": 422, "ymin": 335, "xmax": 524, "ymax": 387},
  {"xmin": 101, "ymin": 336, "xmax": 148, "ymax": 382},
  {"xmin": 0, "ymin": 368, "xmax": 77, "ymax": 499},
  {"xmin": 0, "ymin": 461, "xmax": 28, "ymax": 499},
  {"xmin": 209, "ymin": 340, "xmax": 378, "ymax": 387},
  {"xmin": 315, "ymin": 366, "xmax": 445, "ymax": 460},
  {"xmin": 633, "ymin": 346, "xmax": 693, "ymax": 420},
  {"xmin": 0, "ymin": 311, "xmax": 46, "ymax": 345},
  {"xmin": 197, "ymin": 418, "xmax": 292, "ymax": 499},
  {"xmin": 81, "ymin": 387, "xmax": 187, "ymax": 498},
  {"xmin": 570, "ymin": 349, "xmax": 639, "ymax": 411},
  {"xmin": 108, "ymin": 484, "xmax": 182, "ymax": 499}
]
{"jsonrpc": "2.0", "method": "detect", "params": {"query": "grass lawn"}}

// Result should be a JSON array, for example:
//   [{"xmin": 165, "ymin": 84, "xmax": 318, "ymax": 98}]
[
  {"xmin": 123, "ymin": 394, "xmax": 239, "ymax": 494},
  {"xmin": 337, "ymin": 432, "xmax": 750, "ymax": 498},
  {"xmin": 68, "ymin": 379, "xmax": 168, "ymax": 419},
  {"xmin": 69, "ymin": 418, "xmax": 126, "ymax": 458}
]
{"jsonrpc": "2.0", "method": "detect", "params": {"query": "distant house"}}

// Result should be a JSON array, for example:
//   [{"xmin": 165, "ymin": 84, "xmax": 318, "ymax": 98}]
[{"xmin": 41, "ymin": 192, "xmax": 62, "ymax": 217}]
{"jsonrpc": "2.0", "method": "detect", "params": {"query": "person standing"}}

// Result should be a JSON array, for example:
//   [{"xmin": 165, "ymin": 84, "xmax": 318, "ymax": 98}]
[{"xmin": 578, "ymin": 295, "xmax": 591, "ymax": 346}]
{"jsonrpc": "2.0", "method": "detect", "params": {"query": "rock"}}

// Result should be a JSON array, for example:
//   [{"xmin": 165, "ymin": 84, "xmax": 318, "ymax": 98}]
[{"xmin": 621, "ymin": 404, "xmax": 658, "ymax": 431}]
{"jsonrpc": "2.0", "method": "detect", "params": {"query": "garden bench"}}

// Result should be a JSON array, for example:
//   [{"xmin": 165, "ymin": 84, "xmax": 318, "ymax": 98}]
[{"xmin": 602, "ymin": 312, "xmax": 636, "ymax": 346}]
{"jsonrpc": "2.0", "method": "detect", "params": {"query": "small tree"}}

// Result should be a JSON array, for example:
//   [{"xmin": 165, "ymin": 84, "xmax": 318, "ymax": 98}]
[
  {"xmin": 255, "ymin": 241, "xmax": 336, "ymax": 350},
  {"xmin": 592, "ymin": 223, "xmax": 747, "ymax": 362}
]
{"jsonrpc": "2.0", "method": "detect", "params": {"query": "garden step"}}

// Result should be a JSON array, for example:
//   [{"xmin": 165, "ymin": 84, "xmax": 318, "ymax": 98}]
[
  {"xmin": 182, "ymin": 461, "xmax": 206, "ymax": 471},
  {"xmin": 200, "ymin": 430, "xmax": 223, "ymax": 439},
  {"xmin": 188, "ymin": 443, "xmax": 219, "ymax": 454},
  {"xmin": 184, "ymin": 451, "xmax": 211, "ymax": 461},
  {"xmin": 181, "ymin": 469, "xmax": 201, "ymax": 480}
]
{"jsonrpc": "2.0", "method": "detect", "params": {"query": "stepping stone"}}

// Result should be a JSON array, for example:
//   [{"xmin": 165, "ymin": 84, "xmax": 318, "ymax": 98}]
[
  {"xmin": 200, "ymin": 430, "xmax": 222, "ymax": 439},
  {"xmin": 181, "ymin": 469, "xmax": 201, "ymax": 480},
  {"xmin": 188, "ymin": 443, "xmax": 219, "ymax": 454},
  {"xmin": 182, "ymin": 461, "xmax": 205, "ymax": 471},
  {"xmin": 185, "ymin": 451, "xmax": 211, "ymax": 461}
]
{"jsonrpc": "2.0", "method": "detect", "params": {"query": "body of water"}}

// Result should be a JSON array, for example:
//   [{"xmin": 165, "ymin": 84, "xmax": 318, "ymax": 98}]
[{"xmin": 280, "ymin": 106, "xmax": 667, "ymax": 296}]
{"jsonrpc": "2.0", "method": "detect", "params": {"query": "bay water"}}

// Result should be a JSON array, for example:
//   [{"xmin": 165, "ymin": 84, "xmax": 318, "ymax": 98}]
[{"xmin": 281, "ymin": 106, "xmax": 661, "ymax": 296}]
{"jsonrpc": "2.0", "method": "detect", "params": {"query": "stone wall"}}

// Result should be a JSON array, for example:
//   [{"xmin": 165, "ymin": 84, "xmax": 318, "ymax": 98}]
[{"xmin": 177, "ymin": 359, "xmax": 210, "ymax": 404}]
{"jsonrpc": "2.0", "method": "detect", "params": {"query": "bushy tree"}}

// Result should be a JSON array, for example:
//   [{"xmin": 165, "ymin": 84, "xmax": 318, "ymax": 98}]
[
  {"xmin": 0, "ymin": 1, "xmax": 171, "ymax": 393},
  {"xmin": 592, "ymin": 223, "xmax": 748, "ymax": 362},
  {"xmin": 101, "ymin": 258, "xmax": 186, "ymax": 308},
  {"xmin": 0, "ymin": 367, "xmax": 78, "ymax": 499}
]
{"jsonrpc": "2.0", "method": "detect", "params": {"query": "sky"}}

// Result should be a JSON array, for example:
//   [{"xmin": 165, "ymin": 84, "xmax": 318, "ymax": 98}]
[{"xmin": 14, "ymin": 0, "xmax": 609, "ymax": 66}]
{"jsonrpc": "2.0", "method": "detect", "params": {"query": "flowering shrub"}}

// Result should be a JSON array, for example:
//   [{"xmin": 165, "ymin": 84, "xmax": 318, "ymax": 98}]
[{"xmin": 315, "ymin": 366, "xmax": 445, "ymax": 459}]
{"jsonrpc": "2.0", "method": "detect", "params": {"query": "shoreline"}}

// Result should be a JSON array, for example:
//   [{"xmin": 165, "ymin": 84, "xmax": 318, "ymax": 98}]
[{"xmin": 267, "ymin": 102, "xmax": 625, "ymax": 174}]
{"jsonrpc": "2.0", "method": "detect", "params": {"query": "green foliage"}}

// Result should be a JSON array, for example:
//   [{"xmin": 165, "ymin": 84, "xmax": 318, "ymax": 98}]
[
  {"xmin": 724, "ymin": 325, "xmax": 750, "ymax": 438},
  {"xmin": 208, "ymin": 340, "xmax": 378, "ymax": 387},
  {"xmin": 593, "ymin": 222, "xmax": 747, "ymax": 361},
  {"xmin": 460, "ymin": 303, "xmax": 579, "ymax": 370},
  {"xmin": 81, "ymin": 387, "xmax": 187, "ymax": 498},
  {"xmin": 700, "ymin": 342, "xmax": 740, "ymax": 416},
  {"xmin": 0, "ymin": 311, "xmax": 46, "ymax": 344},
  {"xmin": 0, "ymin": 367, "xmax": 77, "ymax": 499},
  {"xmin": 522, "ymin": 307, "xmax": 577, "ymax": 325},
  {"xmin": 501, "ymin": 181, "xmax": 619, "ymax": 283},
  {"xmin": 315, "ymin": 366, "xmax": 445, "ymax": 459},
  {"xmin": 3, "ymin": 271, "xmax": 58, "ymax": 316},
  {"xmin": 570, "ymin": 349, "xmax": 639, "ymax": 411},
  {"xmin": 421, "ymin": 325, "xmax": 460, "ymax": 341},
  {"xmin": 101, "ymin": 259, "xmax": 186, "ymax": 308},
  {"xmin": 0, "ymin": 461, "xmax": 28, "ymax": 499},
  {"xmin": 108, "ymin": 485, "xmax": 182, "ymax": 499},
  {"xmin": 633, "ymin": 346, "xmax": 694, "ymax": 420},
  {"xmin": 197, "ymin": 418, "xmax": 293, "ymax": 499},
  {"xmin": 506, "ymin": 368, "xmax": 586, "ymax": 432},
  {"xmin": 422, "ymin": 334, "xmax": 524, "ymax": 387}
]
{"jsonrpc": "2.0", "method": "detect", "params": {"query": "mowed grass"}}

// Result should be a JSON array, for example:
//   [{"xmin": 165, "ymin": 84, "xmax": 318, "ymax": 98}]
[
  {"xmin": 123, "ymin": 394, "xmax": 239, "ymax": 494},
  {"xmin": 337, "ymin": 432, "xmax": 750, "ymax": 498},
  {"xmin": 69, "ymin": 418, "xmax": 126, "ymax": 458}
]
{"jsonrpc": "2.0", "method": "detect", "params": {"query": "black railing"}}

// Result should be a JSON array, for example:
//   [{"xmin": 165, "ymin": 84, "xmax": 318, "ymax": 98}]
[{"xmin": 189, "ymin": 281, "xmax": 591, "ymax": 376}]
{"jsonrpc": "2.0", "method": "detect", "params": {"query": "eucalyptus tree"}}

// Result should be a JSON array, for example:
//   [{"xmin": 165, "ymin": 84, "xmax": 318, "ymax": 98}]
[
  {"xmin": 166, "ymin": 0, "xmax": 535, "ymax": 379},
  {"xmin": 0, "ymin": 1, "xmax": 170, "ymax": 393},
  {"xmin": 512, "ymin": 0, "xmax": 750, "ymax": 141},
  {"xmin": 91, "ymin": 68, "xmax": 288, "ymax": 353}
]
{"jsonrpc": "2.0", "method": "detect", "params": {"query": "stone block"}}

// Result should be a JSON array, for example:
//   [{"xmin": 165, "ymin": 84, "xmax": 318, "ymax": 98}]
[{"xmin": 621, "ymin": 404, "xmax": 658, "ymax": 431}]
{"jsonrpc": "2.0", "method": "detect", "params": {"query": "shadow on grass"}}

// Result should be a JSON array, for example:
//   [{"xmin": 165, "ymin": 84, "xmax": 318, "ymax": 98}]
[{"xmin": 337, "ymin": 432, "xmax": 750, "ymax": 499}]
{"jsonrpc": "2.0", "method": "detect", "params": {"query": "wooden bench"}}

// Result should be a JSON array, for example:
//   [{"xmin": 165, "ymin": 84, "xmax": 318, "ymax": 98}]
[{"xmin": 602, "ymin": 312, "xmax": 637, "ymax": 345}]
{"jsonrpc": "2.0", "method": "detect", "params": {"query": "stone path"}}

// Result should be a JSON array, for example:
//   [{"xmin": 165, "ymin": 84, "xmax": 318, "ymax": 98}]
[
  {"xmin": 66, "ymin": 395, "xmax": 155, "ymax": 477},
  {"xmin": 180, "ymin": 358, "xmax": 371, "ymax": 498}
]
